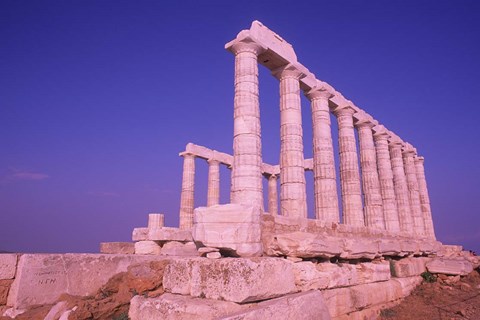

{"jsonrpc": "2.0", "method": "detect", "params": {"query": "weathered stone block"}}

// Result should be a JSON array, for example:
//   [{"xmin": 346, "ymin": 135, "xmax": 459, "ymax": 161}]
[
  {"xmin": 163, "ymin": 258, "xmax": 296, "ymax": 303},
  {"xmin": 160, "ymin": 241, "xmax": 199, "ymax": 257},
  {"xmin": 293, "ymin": 262, "xmax": 329, "ymax": 291},
  {"xmin": 426, "ymin": 258, "xmax": 473, "ymax": 276},
  {"xmin": 0, "ymin": 254, "xmax": 17, "ymax": 280},
  {"xmin": 265, "ymin": 232, "xmax": 343, "ymax": 258},
  {"xmin": 99, "ymin": 242, "xmax": 135, "ymax": 254},
  {"xmin": 132, "ymin": 227, "xmax": 192, "ymax": 242},
  {"xmin": 0, "ymin": 280, "xmax": 13, "ymax": 305},
  {"xmin": 134, "ymin": 241, "xmax": 161, "ymax": 255},
  {"xmin": 341, "ymin": 238, "xmax": 379, "ymax": 260},
  {"xmin": 391, "ymin": 257, "xmax": 430, "ymax": 278},
  {"xmin": 129, "ymin": 293, "xmax": 244, "ymax": 320},
  {"xmin": 220, "ymin": 290, "xmax": 331, "ymax": 320}
]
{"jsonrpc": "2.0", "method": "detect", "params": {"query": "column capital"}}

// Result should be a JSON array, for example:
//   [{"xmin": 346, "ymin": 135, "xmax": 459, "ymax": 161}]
[
  {"xmin": 272, "ymin": 63, "xmax": 307, "ymax": 81},
  {"xmin": 402, "ymin": 143, "xmax": 417, "ymax": 156},
  {"xmin": 372, "ymin": 125, "xmax": 390, "ymax": 141},
  {"xmin": 207, "ymin": 158, "xmax": 220, "ymax": 165},
  {"xmin": 305, "ymin": 86, "xmax": 334, "ymax": 101},
  {"xmin": 332, "ymin": 103, "xmax": 356, "ymax": 117},
  {"xmin": 226, "ymin": 34, "xmax": 267, "ymax": 56},
  {"xmin": 414, "ymin": 155, "xmax": 425, "ymax": 164},
  {"xmin": 354, "ymin": 111, "xmax": 378, "ymax": 129},
  {"xmin": 179, "ymin": 152, "xmax": 195, "ymax": 158}
]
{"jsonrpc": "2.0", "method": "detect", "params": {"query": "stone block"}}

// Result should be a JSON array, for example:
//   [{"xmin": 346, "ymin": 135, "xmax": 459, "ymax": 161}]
[
  {"xmin": 426, "ymin": 258, "xmax": 473, "ymax": 276},
  {"xmin": 192, "ymin": 204, "xmax": 262, "ymax": 257},
  {"xmin": 341, "ymin": 238, "xmax": 379, "ymax": 260},
  {"xmin": 134, "ymin": 241, "xmax": 162, "ymax": 255},
  {"xmin": 7, "ymin": 254, "xmax": 168, "ymax": 309},
  {"xmin": 163, "ymin": 258, "xmax": 296, "ymax": 303},
  {"xmin": 0, "ymin": 280, "xmax": 13, "ymax": 305},
  {"xmin": 129, "ymin": 293, "xmax": 244, "ymax": 320},
  {"xmin": 132, "ymin": 227, "xmax": 192, "ymax": 242},
  {"xmin": 391, "ymin": 257, "xmax": 430, "ymax": 278},
  {"xmin": 437, "ymin": 245, "xmax": 463, "ymax": 257},
  {"xmin": 0, "ymin": 254, "xmax": 17, "ymax": 280},
  {"xmin": 265, "ymin": 232, "xmax": 343, "ymax": 258},
  {"xmin": 293, "ymin": 262, "xmax": 329, "ymax": 291},
  {"xmin": 160, "ymin": 241, "xmax": 199, "ymax": 257},
  {"xmin": 132, "ymin": 228, "xmax": 148, "ymax": 241},
  {"xmin": 99, "ymin": 242, "xmax": 135, "ymax": 254},
  {"xmin": 220, "ymin": 290, "xmax": 331, "ymax": 320}
]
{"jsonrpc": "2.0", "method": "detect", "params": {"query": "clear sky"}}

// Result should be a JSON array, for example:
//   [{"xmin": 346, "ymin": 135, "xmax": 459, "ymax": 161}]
[{"xmin": 1, "ymin": 1, "xmax": 479, "ymax": 254}]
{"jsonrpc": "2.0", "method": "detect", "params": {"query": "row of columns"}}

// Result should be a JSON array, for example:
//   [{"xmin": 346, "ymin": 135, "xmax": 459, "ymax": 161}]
[{"xmin": 226, "ymin": 36, "xmax": 435, "ymax": 239}]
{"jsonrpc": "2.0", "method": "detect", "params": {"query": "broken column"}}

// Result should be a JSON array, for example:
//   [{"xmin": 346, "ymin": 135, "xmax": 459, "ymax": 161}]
[
  {"xmin": 226, "ymin": 36, "xmax": 266, "ymax": 209},
  {"xmin": 333, "ymin": 104, "xmax": 364, "ymax": 226},
  {"xmin": 207, "ymin": 158, "xmax": 220, "ymax": 206},
  {"xmin": 402, "ymin": 144, "xmax": 425, "ymax": 236},
  {"xmin": 355, "ymin": 113, "xmax": 385, "ymax": 229},
  {"xmin": 388, "ymin": 138, "xmax": 414, "ymax": 234},
  {"xmin": 415, "ymin": 156, "xmax": 436, "ymax": 239},
  {"xmin": 179, "ymin": 152, "xmax": 195, "ymax": 229},
  {"xmin": 372, "ymin": 127, "xmax": 401, "ymax": 232},
  {"xmin": 305, "ymin": 86, "xmax": 339, "ymax": 223},
  {"xmin": 273, "ymin": 63, "xmax": 308, "ymax": 218},
  {"xmin": 268, "ymin": 174, "xmax": 278, "ymax": 215}
]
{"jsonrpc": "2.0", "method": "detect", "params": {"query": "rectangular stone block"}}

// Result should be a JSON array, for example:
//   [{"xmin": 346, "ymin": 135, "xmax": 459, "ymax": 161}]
[
  {"xmin": 99, "ymin": 242, "xmax": 135, "ymax": 254},
  {"xmin": 7, "ymin": 254, "xmax": 169, "ymax": 309},
  {"xmin": 0, "ymin": 254, "xmax": 17, "ymax": 280},
  {"xmin": 0, "ymin": 279, "xmax": 13, "ymax": 305},
  {"xmin": 391, "ymin": 257, "xmax": 430, "ymax": 278},
  {"xmin": 163, "ymin": 258, "xmax": 296, "ymax": 303},
  {"xmin": 426, "ymin": 258, "xmax": 473, "ymax": 276},
  {"xmin": 194, "ymin": 204, "xmax": 260, "ymax": 224}
]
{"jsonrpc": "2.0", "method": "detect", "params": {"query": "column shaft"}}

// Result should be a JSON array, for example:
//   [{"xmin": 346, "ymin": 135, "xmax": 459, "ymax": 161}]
[
  {"xmin": 179, "ymin": 153, "xmax": 195, "ymax": 229},
  {"xmin": 403, "ymin": 148, "xmax": 425, "ymax": 236},
  {"xmin": 373, "ymin": 132, "xmax": 400, "ymax": 232},
  {"xmin": 306, "ymin": 89, "xmax": 339, "ymax": 223},
  {"xmin": 357, "ymin": 123, "xmax": 385, "ymax": 229},
  {"xmin": 334, "ymin": 107, "xmax": 364, "ymax": 226},
  {"xmin": 207, "ymin": 159, "xmax": 220, "ymax": 206},
  {"xmin": 415, "ymin": 156, "xmax": 436, "ymax": 239},
  {"xmin": 274, "ymin": 65, "xmax": 307, "ymax": 218},
  {"xmin": 268, "ymin": 174, "xmax": 278, "ymax": 215},
  {"xmin": 389, "ymin": 143, "xmax": 414, "ymax": 233},
  {"xmin": 229, "ymin": 41, "xmax": 264, "ymax": 209}
]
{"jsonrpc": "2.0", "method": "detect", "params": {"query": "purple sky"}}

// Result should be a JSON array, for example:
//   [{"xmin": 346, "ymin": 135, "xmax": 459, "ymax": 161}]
[{"xmin": 1, "ymin": 1, "xmax": 479, "ymax": 254}]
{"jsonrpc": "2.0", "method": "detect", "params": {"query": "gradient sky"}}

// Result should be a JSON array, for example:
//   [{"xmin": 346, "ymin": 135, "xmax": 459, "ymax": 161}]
[{"xmin": 1, "ymin": 1, "xmax": 479, "ymax": 254}]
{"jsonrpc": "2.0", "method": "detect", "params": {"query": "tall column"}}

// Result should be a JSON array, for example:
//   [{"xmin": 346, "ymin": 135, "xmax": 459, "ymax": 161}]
[
  {"xmin": 372, "ymin": 128, "xmax": 400, "ymax": 232},
  {"xmin": 333, "ymin": 105, "xmax": 364, "ymax": 226},
  {"xmin": 227, "ymin": 38, "xmax": 266, "ymax": 209},
  {"xmin": 389, "ymin": 140, "xmax": 414, "ymax": 233},
  {"xmin": 355, "ymin": 118, "xmax": 385, "ymax": 229},
  {"xmin": 403, "ymin": 145, "xmax": 425, "ymax": 236},
  {"xmin": 207, "ymin": 159, "xmax": 220, "ymax": 206},
  {"xmin": 305, "ymin": 87, "xmax": 339, "ymax": 223},
  {"xmin": 179, "ymin": 152, "xmax": 195, "ymax": 229},
  {"xmin": 268, "ymin": 174, "xmax": 278, "ymax": 215},
  {"xmin": 415, "ymin": 156, "xmax": 436, "ymax": 239},
  {"xmin": 273, "ymin": 64, "xmax": 307, "ymax": 218}
]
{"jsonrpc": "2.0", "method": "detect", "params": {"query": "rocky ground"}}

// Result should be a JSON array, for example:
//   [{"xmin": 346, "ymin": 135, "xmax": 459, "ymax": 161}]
[{"xmin": 380, "ymin": 267, "xmax": 480, "ymax": 320}]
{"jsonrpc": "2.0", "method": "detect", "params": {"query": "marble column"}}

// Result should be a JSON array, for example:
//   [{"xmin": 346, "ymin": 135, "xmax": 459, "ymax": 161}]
[
  {"xmin": 305, "ymin": 87, "xmax": 339, "ymax": 223},
  {"xmin": 207, "ymin": 159, "xmax": 220, "ymax": 207},
  {"xmin": 179, "ymin": 152, "xmax": 195, "ymax": 229},
  {"xmin": 389, "ymin": 140, "xmax": 414, "ymax": 233},
  {"xmin": 355, "ymin": 118, "xmax": 385, "ymax": 229},
  {"xmin": 227, "ymin": 39, "xmax": 266, "ymax": 209},
  {"xmin": 415, "ymin": 156, "xmax": 436, "ymax": 239},
  {"xmin": 333, "ymin": 105, "xmax": 364, "ymax": 226},
  {"xmin": 402, "ymin": 145, "xmax": 425, "ymax": 236},
  {"xmin": 372, "ymin": 128, "xmax": 401, "ymax": 232},
  {"xmin": 268, "ymin": 174, "xmax": 278, "ymax": 215},
  {"xmin": 273, "ymin": 64, "xmax": 307, "ymax": 218}
]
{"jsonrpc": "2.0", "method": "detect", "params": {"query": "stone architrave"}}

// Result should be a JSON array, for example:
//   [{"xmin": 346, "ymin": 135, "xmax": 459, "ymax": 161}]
[
  {"xmin": 225, "ymin": 37, "xmax": 266, "ymax": 209},
  {"xmin": 415, "ymin": 156, "xmax": 436, "ymax": 239},
  {"xmin": 179, "ymin": 152, "xmax": 195, "ymax": 229},
  {"xmin": 388, "ymin": 140, "xmax": 414, "ymax": 233},
  {"xmin": 272, "ymin": 63, "xmax": 308, "ymax": 218},
  {"xmin": 354, "ymin": 115, "xmax": 384, "ymax": 229},
  {"xmin": 333, "ymin": 105, "xmax": 364, "ymax": 226},
  {"xmin": 268, "ymin": 174, "xmax": 279, "ymax": 215},
  {"xmin": 305, "ymin": 86, "xmax": 339, "ymax": 223},
  {"xmin": 402, "ymin": 145, "xmax": 425, "ymax": 236},
  {"xmin": 207, "ymin": 159, "xmax": 221, "ymax": 206},
  {"xmin": 372, "ymin": 127, "xmax": 400, "ymax": 232}
]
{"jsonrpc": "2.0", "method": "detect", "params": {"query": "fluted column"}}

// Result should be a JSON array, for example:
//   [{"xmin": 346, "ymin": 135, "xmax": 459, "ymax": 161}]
[
  {"xmin": 227, "ymin": 38, "xmax": 266, "ymax": 209},
  {"xmin": 355, "ymin": 118, "xmax": 384, "ymax": 229},
  {"xmin": 273, "ymin": 64, "xmax": 307, "ymax": 218},
  {"xmin": 389, "ymin": 140, "xmax": 414, "ymax": 233},
  {"xmin": 207, "ymin": 159, "xmax": 220, "ymax": 206},
  {"xmin": 372, "ymin": 128, "xmax": 400, "ymax": 232},
  {"xmin": 415, "ymin": 156, "xmax": 436, "ymax": 239},
  {"xmin": 179, "ymin": 152, "xmax": 195, "ymax": 229},
  {"xmin": 268, "ymin": 174, "xmax": 278, "ymax": 215},
  {"xmin": 333, "ymin": 105, "xmax": 364, "ymax": 226},
  {"xmin": 403, "ymin": 145, "xmax": 425, "ymax": 236},
  {"xmin": 305, "ymin": 87, "xmax": 339, "ymax": 223}
]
